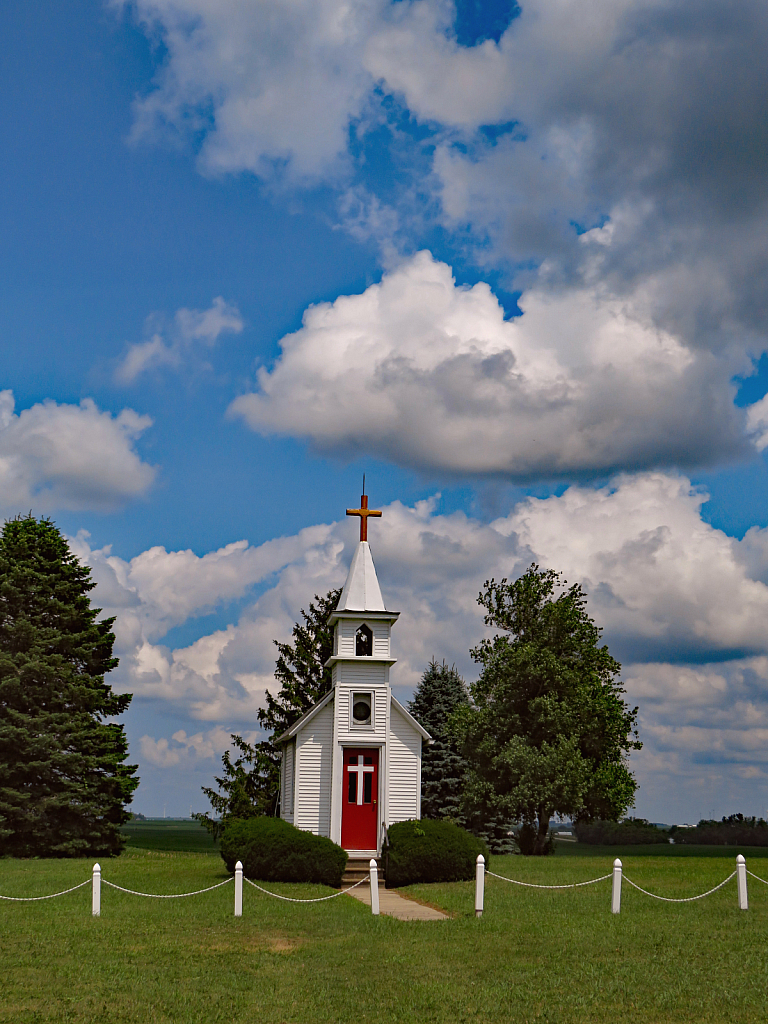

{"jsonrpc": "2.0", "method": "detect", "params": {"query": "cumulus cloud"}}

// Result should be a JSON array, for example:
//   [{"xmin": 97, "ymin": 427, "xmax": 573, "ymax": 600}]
[
  {"xmin": 115, "ymin": 297, "xmax": 243, "ymax": 383},
  {"xmin": 0, "ymin": 390, "xmax": 155, "ymax": 512},
  {"xmin": 121, "ymin": 0, "xmax": 768, "ymax": 371},
  {"xmin": 229, "ymin": 251, "xmax": 756, "ymax": 478},
  {"xmin": 81, "ymin": 471, "xmax": 768, "ymax": 745},
  {"xmin": 139, "ymin": 727, "xmax": 254, "ymax": 768},
  {"xmin": 384, "ymin": 1, "xmax": 768, "ymax": 360},
  {"xmin": 119, "ymin": 0, "xmax": 386, "ymax": 181}
]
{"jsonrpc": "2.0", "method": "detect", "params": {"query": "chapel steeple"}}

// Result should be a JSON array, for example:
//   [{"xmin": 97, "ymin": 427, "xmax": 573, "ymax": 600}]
[
  {"xmin": 333, "ymin": 485, "xmax": 393, "ymax": 616},
  {"xmin": 277, "ymin": 485, "xmax": 430, "ymax": 855}
]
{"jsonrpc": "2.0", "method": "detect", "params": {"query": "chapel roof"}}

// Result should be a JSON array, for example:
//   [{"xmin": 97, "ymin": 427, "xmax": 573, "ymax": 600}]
[{"xmin": 335, "ymin": 540, "xmax": 386, "ymax": 613}]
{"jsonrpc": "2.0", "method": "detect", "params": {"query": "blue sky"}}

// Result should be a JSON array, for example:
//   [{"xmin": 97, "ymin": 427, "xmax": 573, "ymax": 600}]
[{"xmin": 3, "ymin": 0, "xmax": 768, "ymax": 822}]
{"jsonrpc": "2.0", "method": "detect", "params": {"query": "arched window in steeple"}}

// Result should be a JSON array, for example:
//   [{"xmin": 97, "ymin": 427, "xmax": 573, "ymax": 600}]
[{"xmin": 355, "ymin": 623, "xmax": 373, "ymax": 657}]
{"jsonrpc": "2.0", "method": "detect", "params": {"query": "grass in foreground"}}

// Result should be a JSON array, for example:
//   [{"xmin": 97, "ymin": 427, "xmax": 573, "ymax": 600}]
[{"xmin": 1, "ymin": 841, "xmax": 768, "ymax": 1023}]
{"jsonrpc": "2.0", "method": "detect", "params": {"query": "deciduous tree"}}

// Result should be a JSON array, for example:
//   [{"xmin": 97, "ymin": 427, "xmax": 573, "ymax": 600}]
[{"xmin": 454, "ymin": 565, "xmax": 640, "ymax": 855}]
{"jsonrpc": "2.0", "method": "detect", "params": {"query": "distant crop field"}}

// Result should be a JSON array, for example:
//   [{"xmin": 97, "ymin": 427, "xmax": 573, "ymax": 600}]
[
  {"xmin": 121, "ymin": 819, "xmax": 218, "ymax": 853},
  {"xmin": 2, "ymin": 843, "xmax": 768, "ymax": 1023}
]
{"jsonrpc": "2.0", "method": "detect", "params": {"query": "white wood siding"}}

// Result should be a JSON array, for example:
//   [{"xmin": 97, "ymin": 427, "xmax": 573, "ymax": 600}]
[
  {"xmin": 387, "ymin": 703, "xmax": 422, "ymax": 823},
  {"xmin": 337, "ymin": 662, "xmax": 387, "ymax": 687},
  {"xmin": 295, "ymin": 701, "xmax": 333, "ymax": 837},
  {"xmin": 281, "ymin": 741, "xmax": 295, "ymax": 823},
  {"xmin": 338, "ymin": 620, "xmax": 356, "ymax": 657},
  {"xmin": 336, "ymin": 619, "xmax": 391, "ymax": 659},
  {"xmin": 372, "ymin": 624, "xmax": 390, "ymax": 658},
  {"xmin": 336, "ymin": 683, "xmax": 389, "ymax": 742}
]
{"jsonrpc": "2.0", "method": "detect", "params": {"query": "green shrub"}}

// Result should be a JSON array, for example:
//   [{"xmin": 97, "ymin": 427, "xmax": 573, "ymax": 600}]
[
  {"xmin": 574, "ymin": 818, "xmax": 668, "ymax": 845},
  {"xmin": 220, "ymin": 817, "xmax": 347, "ymax": 887},
  {"xmin": 385, "ymin": 819, "xmax": 489, "ymax": 888}
]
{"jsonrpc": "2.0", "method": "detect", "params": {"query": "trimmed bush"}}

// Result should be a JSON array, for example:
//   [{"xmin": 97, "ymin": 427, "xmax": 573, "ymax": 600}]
[
  {"xmin": 220, "ymin": 817, "xmax": 348, "ymax": 887},
  {"xmin": 574, "ymin": 818, "xmax": 668, "ymax": 845},
  {"xmin": 385, "ymin": 819, "xmax": 489, "ymax": 888}
]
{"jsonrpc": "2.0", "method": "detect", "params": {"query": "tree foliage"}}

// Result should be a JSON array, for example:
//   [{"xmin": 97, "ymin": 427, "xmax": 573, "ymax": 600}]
[
  {"xmin": 408, "ymin": 660, "xmax": 469, "ymax": 823},
  {"xmin": 453, "ymin": 565, "xmax": 640, "ymax": 855},
  {"xmin": 195, "ymin": 589, "xmax": 341, "ymax": 835},
  {"xmin": 0, "ymin": 515, "xmax": 138, "ymax": 857}
]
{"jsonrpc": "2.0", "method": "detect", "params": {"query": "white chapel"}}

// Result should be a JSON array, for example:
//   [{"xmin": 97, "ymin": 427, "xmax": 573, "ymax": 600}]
[{"xmin": 276, "ymin": 492, "xmax": 431, "ymax": 857}]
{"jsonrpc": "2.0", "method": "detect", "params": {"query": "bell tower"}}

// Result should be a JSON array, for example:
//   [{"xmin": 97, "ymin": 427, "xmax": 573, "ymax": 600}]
[{"xmin": 326, "ymin": 488, "xmax": 399, "ymax": 851}]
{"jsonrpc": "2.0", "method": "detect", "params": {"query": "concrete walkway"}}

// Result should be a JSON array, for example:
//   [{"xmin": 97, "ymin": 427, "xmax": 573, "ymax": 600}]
[{"xmin": 347, "ymin": 882, "xmax": 448, "ymax": 920}]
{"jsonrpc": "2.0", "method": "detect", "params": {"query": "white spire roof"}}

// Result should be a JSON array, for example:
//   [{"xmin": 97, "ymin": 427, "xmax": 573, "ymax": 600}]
[{"xmin": 336, "ymin": 541, "xmax": 386, "ymax": 612}]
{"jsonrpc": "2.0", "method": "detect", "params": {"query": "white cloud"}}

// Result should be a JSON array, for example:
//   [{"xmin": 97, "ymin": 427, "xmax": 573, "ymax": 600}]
[
  {"xmin": 119, "ymin": 0, "xmax": 386, "ymax": 181},
  {"xmin": 121, "ymin": 0, "xmax": 768, "ymax": 376},
  {"xmin": 115, "ymin": 297, "xmax": 243, "ymax": 383},
  {"xmin": 229, "ymin": 251, "xmax": 752, "ymax": 477},
  {"xmin": 502, "ymin": 473, "xmax": 768, "ymax": 662},
  {"xmin": 0, "ymin": 390, "xmax": 155, "ymax": 513},
  {"xmin": 139, "ymin": 727, "xmax": 255, "ymax": 768},
  {"xmin": 78, "ymin": 473, "xmax": 768, "ymax": 729}
]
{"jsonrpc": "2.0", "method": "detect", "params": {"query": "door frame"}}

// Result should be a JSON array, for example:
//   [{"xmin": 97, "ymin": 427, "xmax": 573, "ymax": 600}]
[{"xmin": 339, "ymin": 742, "xmax": 383, "ymax": 855}]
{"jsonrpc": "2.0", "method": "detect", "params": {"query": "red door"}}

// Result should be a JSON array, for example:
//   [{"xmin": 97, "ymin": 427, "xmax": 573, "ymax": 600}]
[{"xmin": 341, "ymin": 748, "xmax": 379, "ymax": 850}]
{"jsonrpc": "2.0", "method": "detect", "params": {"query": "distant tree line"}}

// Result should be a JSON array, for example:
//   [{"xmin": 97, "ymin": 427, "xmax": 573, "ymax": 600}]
[{"xmin": 671, "ymin": 815, "xmax": 768, "ymax": 846}]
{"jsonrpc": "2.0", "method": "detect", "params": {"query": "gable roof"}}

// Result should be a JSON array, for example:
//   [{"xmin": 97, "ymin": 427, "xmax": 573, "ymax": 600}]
[
  {"xmin": 275, "ymin": 690, "xmax": 432, "ymax": 744},
  {"xmin": 275, "ymin": 688, "xmax": 334, "ymax": 744},
  {"xmin": 391, "ymin": 695, "xmax": 432, "ymax": 741}
]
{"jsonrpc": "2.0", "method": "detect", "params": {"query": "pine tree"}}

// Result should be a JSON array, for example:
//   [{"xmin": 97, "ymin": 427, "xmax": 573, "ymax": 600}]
[
  {"xmin": 0, "ymin": 515, "xmax": 138, "ymax": 857},
  {"xmin": 196, "ymin": 588, "xmax": 341, "ymax": 833},
  {"xmin": 408, "ymin": 660, "xmax": 470, "ymax": 823}
]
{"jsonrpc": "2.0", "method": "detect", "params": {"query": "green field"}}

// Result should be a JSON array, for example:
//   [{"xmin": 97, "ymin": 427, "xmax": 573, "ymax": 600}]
[
  {"xmin": 2, "ymin": 824, "xmax": 768, "ymax": 1023},
  {"xmin": 122, "ymin": 820, "xmax": 219, "ymax": 854}
]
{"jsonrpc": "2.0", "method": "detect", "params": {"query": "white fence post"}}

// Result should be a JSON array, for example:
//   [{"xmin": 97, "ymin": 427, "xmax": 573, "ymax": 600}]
[
  {"xmin": 611, "ymin": 858, "xmax": 622, "ymax": 914},
  {"xmin": 737, "ymin": 854, "xmax": 748, "ymax": 910},
  {"xmin": 234, "ymin": 861, "xmax": 243, "ymax": 917},
  {"xmin": 92, "ymin": 863, "xmax": 101, "ymax": 917},
  {"xmin": 475, "ymin": 854, "xmax": 485, "ymax": 918},
  {"xmin": 369, "ymin": 859, "xmax": 380, "ymax": 916}
]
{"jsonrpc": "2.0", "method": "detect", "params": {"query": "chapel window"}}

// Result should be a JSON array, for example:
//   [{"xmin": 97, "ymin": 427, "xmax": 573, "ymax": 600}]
[
  {"xmin": 355, "ymin": 623, "xmax": 373, "ymax": 657},
  {"xmin": 352, "ymin": 693, "xmax": 372, "ymax": 726}
]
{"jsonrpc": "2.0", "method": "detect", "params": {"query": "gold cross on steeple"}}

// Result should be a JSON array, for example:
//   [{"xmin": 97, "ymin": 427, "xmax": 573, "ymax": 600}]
[{"xmin": 346, "ymin": 479, "xmax": 382, "ymax": 542}]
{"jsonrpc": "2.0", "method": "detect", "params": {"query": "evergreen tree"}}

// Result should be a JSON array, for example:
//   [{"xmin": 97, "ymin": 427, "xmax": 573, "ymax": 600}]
[
  {"xmin": 408, "ymin": 660, "xmax": 469, "ymax": 822},
  {"xmin": 0, "ymin": 515, "xmax": 138, "ymax": 857},
  {"xmin": 195, "ymin": 588, "xmax": 341, "ymax": 833}
]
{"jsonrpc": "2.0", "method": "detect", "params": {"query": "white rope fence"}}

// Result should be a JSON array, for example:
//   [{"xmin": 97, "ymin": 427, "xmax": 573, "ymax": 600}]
[
  {"xmin": 474, "ymin": 853, "xmax": 752, "ymax": 915},
  {"xmin": 622, "ymin": 871, "xmax": 736, "ymax": 903},
  {"xmin": 102, "ymin": 878, "xmax": 233, "ymax": 898},
  {"xmin": 245, "ymin": 875, "xmax": 369, "ymax": 902},
  {"xmin": 0, "ymin": 879, "xmax": 91, "ymax": 902},
  {"xmin": 0, "ymin": 854, "xmax": 761, "ymax": 920},
  {"xmin": 487, "ymin": 871, "xmax": 612, "ymax": 889},
  {"xmin": 0, "ymin": 859, "xmax": 385, "ymax": 918}
]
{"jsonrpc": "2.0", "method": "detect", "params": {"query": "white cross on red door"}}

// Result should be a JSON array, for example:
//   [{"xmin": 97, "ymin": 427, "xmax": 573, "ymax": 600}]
[{"xmin": 347, "ymin": 754, "xmax": 374, "ymax": 805}]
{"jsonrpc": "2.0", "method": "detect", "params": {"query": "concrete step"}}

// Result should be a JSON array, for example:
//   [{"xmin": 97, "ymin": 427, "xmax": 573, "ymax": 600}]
[{"xmin": 342, "ymin": 857, "xmax": 385, "ymax": 886}]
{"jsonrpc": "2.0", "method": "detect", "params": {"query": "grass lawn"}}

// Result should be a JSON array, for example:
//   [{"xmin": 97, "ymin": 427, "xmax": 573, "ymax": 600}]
[{"xmin": 2, "ymin": 825, "xmax": 768, "ymax": 1023}]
